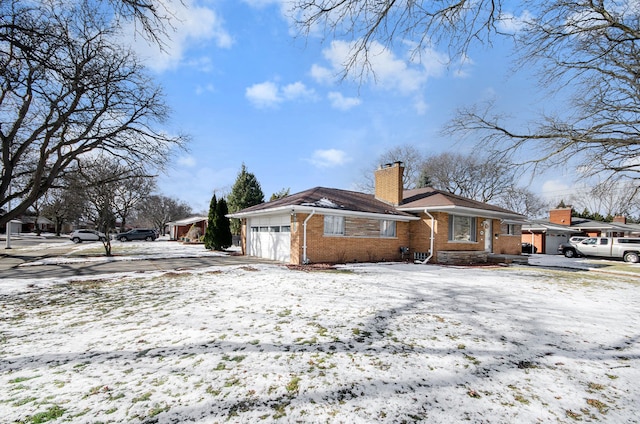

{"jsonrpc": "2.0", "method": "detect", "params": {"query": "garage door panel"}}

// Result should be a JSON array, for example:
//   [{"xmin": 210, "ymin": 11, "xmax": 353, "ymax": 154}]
[{"xmin": 248, "ymin": 216, "xmax": 290, "ymax": 262}]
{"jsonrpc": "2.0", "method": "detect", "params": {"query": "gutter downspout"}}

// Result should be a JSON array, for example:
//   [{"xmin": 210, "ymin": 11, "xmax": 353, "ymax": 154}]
[
  {"xmin": 418, "ymin": 209, "xmax": 435, "ymax": 264},
  {"xmin": 302, "ymin": 210, "xmax": 316, "ymax": 264}
]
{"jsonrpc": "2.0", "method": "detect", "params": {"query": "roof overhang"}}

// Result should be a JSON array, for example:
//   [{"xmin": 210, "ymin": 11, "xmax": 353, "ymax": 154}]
[
  {"xmin": 522, "ymin": 223, "xmax": 581, "ymax": 233},
  {"xmin": 398, "ymin": 205, "xmax": 526, "ymax": 222},
  {"xmin": 167, "ymin": 216, "xmax": 208, "ymax": 226},
  {"xmin": 227, "ymin": 205, "xmax": 419, "ymax": 222}
]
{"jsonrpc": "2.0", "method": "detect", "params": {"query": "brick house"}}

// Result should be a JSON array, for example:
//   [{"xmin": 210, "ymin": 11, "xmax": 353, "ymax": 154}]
[
  {"xmin": 522, "ymin": 207, "xmax": 640, "ymax": 254},
  {"xmin": 228, "ymin": 162, "xmax": 525, "ymax": 264},
  {"xmin": 167, "ymin": 216, "xmax": 208, "ymax": 241}
]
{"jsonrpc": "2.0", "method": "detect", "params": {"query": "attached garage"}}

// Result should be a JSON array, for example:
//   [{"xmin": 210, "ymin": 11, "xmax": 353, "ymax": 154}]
[{"xmin": 247, "ymin": 214, "xmax": 291, "ymax": 262}]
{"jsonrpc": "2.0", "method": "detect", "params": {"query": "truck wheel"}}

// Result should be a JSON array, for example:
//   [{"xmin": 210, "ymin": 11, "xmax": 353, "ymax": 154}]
[
  {"xmin": 623, "ymin": 252, "xmax": 639, "ymax": 263},
  {"xmin": 564, "ymin": 249, "xmax": 575, "ymax": 258}
]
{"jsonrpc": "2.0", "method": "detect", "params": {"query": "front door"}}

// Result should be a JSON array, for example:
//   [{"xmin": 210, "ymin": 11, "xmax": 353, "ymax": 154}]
[{"xmin": 484, "ymin": 220, "xmax": 492, "ymax": 253}]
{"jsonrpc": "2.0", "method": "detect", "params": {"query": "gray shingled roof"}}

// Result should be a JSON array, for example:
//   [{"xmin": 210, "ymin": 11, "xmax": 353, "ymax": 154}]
[
  {"xmin": 229, "ymin": 187, "xmax": 414, "ymax": 218},
  {"xmin": 229, "ymin": 186, "xmax": 525, "ymax": 220},
  {"xmin": 399, "ymin": 187, "xmax": 525, "ymax": 219}
]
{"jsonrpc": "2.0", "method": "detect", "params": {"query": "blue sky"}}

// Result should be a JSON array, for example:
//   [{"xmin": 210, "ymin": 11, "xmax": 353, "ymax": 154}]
[{"xmin": 127, "ymin": 0, "xmax": 575, "ymax": 213}]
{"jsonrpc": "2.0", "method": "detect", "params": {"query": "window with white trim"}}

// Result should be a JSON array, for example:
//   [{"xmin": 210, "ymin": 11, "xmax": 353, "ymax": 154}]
[
  {"xmin": 324, "ymin": 215, "xmax": 345, "ymax": 236},
  {"xmin": 380, "ymin": 220, "xmax": 396, "ymax": 237},
  {"xmin": 448, "ymin": 215, "xmax": 477, "ymax": 242}
]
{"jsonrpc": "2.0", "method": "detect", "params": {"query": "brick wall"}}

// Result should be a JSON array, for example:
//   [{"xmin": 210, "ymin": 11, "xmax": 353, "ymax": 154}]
[
  {"xmin": 374, "ymin": 162, "xmax": 404, "ymax": 205},
  {"xmin": 249, "ymin": 211, "xmax": 523, "ymax": 264},
  {"xmin": 550, "ymin": 208, "xmax": 572, "ymax": 226},
  {"xmin": 291, "ymin": 213, "xmax": 410, "ymax": 264},
  {"xmin": 493, "ymin": 221, "xmax": 522, "ymax": 255},
  {"xmin": 409, "ymin": 214, "xmax": 522, "ymax": 261}
]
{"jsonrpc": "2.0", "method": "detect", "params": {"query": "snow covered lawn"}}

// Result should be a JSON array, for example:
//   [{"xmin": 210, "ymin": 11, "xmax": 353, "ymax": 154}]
[{"xmin": 1, "ymin": 262, "xmax": 639, "ymax": 423}]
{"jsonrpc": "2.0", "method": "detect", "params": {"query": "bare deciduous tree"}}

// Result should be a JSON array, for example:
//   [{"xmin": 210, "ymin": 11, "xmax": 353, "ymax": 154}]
[
  {"xmin": 136, "ymin": 194, "xmax": 192, "ymax": 235},
  {"xmin": 80, "ymin": 158, "xmax": 156, "ymax": 255},
  {"xmin": 41, "ymin": 184, "xmax": 87, "ymax": 236},
  {"xmin": 291, "ymin": 0, "xmax": 505, "ymax": 79},
  {"xmin": 0, "ymin": 0, "xmax": 186, "ymax": 228},
  {"xmin": 571, "ymin": 180, "xmax": 640, "ymax": 219},
  {"xmin": 420, "ymin": 152, "xmax": 518, "ymax": 203},
  {"xmin": 357, "ymin": 144, "xmax": 425, "ymax": 192},
  {"xmin": 446, "ymin": 2, "xmax": 640, "ymax": 184},
  {"xmin": 496, "ymin": 186, "xmax": 549, "ymax": 218}
]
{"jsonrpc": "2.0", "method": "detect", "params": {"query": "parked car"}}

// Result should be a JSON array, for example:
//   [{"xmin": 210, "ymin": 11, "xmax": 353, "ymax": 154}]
[
  {"xmin": 116, "ymin": 228, "xmax": 157, "ymax": 242},
  {"xmin": 521, "ymin": 242, "xmax": 537, "ymax": 254},
  {"xmin": 557, "ymin": 236, "xmax": 589, "ymax": 258},
  {"xmin": 559, "ymin": 236, "xmax": 640, "ymax": 262},
  {"xmin": 69, "ymin": 229, "xmax": 107, "ymax": 243}
]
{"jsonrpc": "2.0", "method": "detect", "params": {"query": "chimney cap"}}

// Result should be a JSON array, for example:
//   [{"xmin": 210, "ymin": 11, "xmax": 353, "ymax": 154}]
[{"xmin": 380, "ymin": 161, "xmax": 404, "ymax": 169}]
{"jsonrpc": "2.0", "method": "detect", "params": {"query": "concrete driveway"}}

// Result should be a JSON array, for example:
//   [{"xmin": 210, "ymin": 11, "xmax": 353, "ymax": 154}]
[{"xmin": 0, "ymin": 235, "xmax": 278, "ymax": 280}]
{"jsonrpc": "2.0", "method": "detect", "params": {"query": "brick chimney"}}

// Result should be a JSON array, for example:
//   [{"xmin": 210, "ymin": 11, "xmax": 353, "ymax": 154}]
[
  {"xmin": 375, "ymin": 162, "xmax": 404, "ymax": 206},
  {"xmin": 549, "ymin": 207, "xmax": 572, "ymax": 226},
  {"xmin": 613, "ymin": 215, "xmax": 627, "ymax": 224}
]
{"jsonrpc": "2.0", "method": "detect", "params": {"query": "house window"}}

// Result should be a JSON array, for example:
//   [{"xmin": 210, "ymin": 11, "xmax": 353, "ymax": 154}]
[
  {"xmin": 507, "ymin": 224, "xmax": 516, "ymax": 235},
  {"xmin": 448, "ymin": 215, "xmax": 477, "ymax": 242},
  {"xmin": 324, "ymin": 215, "xmax": 345, "ymax": 236},
  {"xmin": 380, "ymin": 220, "xmax": 396, "ymax": 237}
]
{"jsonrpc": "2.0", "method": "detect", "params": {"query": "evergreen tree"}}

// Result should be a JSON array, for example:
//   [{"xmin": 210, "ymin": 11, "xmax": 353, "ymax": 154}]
[
  {"xmin": 227, "ymin": 164, "xmax": 265, "ymax": 235},
  {"xmin": 213, "ymin": 198, "xmax": 233, "ymax": 250},
  {"xmin": 270, "ymin": 188, "xmax": 290, "ymax": 201},
  {"xmin": 203, "ymin": 194, "xmax": 217, "ymax": 250},
  {"xmin": 417, "ymin": 169, "xmax": 432, "ymax": 188}
]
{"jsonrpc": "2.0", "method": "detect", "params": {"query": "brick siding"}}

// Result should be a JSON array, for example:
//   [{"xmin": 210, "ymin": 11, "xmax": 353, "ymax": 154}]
[
  {"xmin": 243, "ymin": 211, "xmax": 522, "ymax": 265},
  {"xmin": 549, "ymin": 208, "xmax": 572, "ymax": 226},
  {"xmin": 374, "ymin": 163, "xmax": 404, "ymax": 205},
  {"xmin": 290, "ymin": 213, "xmax": 410, "ymax": 264}
]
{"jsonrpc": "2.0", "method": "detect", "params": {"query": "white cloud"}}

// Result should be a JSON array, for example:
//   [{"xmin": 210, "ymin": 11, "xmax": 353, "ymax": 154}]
[
  {"xmin": 195, "ymin": 83, "xmax": 215, "ymax": 95},
  {"xmin": 497, "ymin": 11, "xmax": 534, "ymax": 34},
  {"xmin": 313, "ymin": 40, "xmax": 434, "ymax": 94},
  {"xmin": 246, "ymin": 81, "xmax": 282, "ymax": 108},
  {"xmin": 282, "ymin": 82, "xmax": 316, "ymax": 100},
  {"xmin": 540, "ymin": 179, "xmax": 573, "ymax": 200},
  {"xmin": 327, "ymin": 92, "xmax": 361, "ymax": 110},
  {"xmin": 413, "ymin": 97, "xmax": 428, "ymax": 115},
  {"xmin": 177, "ymin": 155, "xmax": 197, "ymax": 167},
  {"xmin": 419, "ymin": 48, "xmax": 448, "ymax": 78},
  {"xmin": 125, "ymin": 0, "xmax": 233, "ymax": 72},
  {"xmin": 241, "ymin": 0, "xmax": 282, "ymax": 7},
  {"xmin": 309, "ymin": 149, "xmax": 351, "ymax": 168},
  {"xmin": 310, "ymin": 64, "xmax": 335, "ymax": 85},
  {"xmin": 246, "ymin": 81, "xmax": 315, "ymax": 108}
]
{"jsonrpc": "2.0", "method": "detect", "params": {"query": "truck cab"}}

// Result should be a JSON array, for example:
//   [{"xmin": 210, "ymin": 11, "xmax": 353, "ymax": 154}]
[{"xmin": 573, "ymin": 237, "xmax": 640, "ymax": 263}]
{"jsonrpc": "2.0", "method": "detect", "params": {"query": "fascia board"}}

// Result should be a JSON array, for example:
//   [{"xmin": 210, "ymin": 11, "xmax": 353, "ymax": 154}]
[
  {"xmin": 227, "ymin": 205, "xmax": 419, "ymax": 222},
  {"xmin": 399, "ymin": 205, "xmax": 526, "ymax": 221}
]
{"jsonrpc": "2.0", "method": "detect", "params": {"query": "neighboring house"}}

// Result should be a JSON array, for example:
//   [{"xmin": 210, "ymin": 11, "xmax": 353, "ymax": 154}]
[
  {"xmin": 228, "ymin": 162, "xmax": 526, "ymax": 265},
  {"xmin": 522, "ymin": 208, "xmax": 640, "ymax": 254},
  {"xmin": 167, "ymin": 216, "xmax": 208, "ymax": 241},
  {"xmin": 19, "ymin": 216, "xmax": 55, "ymax": 233}
]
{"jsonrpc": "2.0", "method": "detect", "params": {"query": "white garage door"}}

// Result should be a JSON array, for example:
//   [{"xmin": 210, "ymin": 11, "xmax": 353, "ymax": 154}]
[
  {"xmin": 247, "ymin": 215, "xmax": 291, "ymax": 262},
  {"xmin": 545, "ymin": 232, "xmax": 568, "ymax": 255}
]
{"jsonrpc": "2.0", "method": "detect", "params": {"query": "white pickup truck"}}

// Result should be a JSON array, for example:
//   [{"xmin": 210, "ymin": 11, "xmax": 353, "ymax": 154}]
[{"xmin": 569, "ymin": 237, "xmax": 640, "ymax": 263}]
